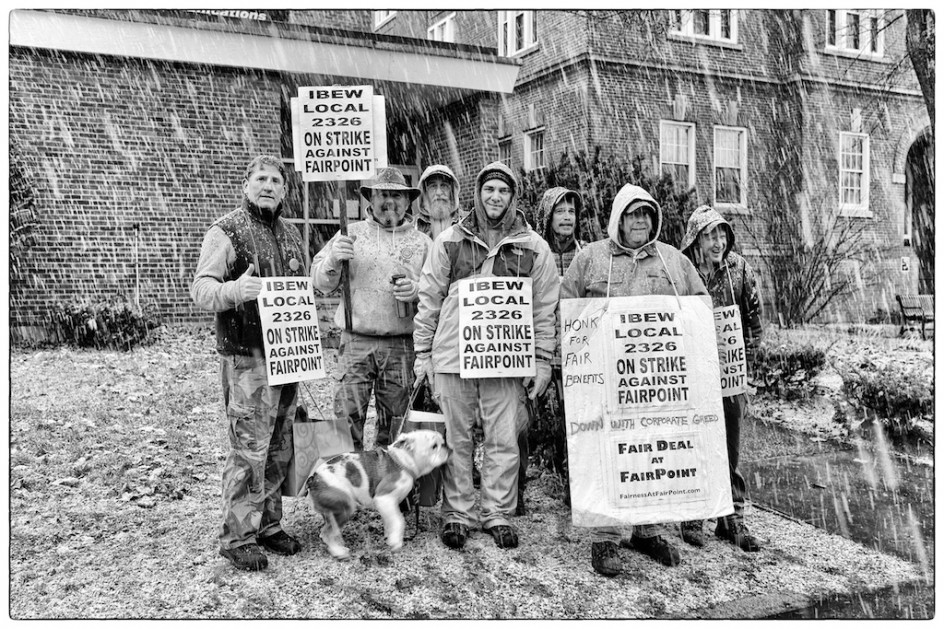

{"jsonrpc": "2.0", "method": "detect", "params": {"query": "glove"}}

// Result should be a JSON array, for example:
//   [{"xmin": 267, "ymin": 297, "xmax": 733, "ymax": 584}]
[
  {"xmin": 413, "ymin": 353, "xmax": 432, "ymax": 389},
  {"xmin": 525, "ymin": 359, "xmax": 552, "ymax": 400},
  {"xmin": 235, "ymin": 264, "xmax": 262, "ymax": 303}
]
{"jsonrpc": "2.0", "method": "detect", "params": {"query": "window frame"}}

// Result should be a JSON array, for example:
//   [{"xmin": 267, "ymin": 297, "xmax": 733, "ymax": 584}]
[
  {"xmin": 498, "ymin": 10, "xmax": 538, "ymax": 56},
  {"xmin": 428, "ymin": 12, "xmax": 456, "ymax": 42},
  {"xmin": 838, "ymin": 131, "xmax": 872, "ymax": 217},
  {"xmin": 498, "ymin": 137, "xmax": 514, "ymax": 172},
  {"xmin": 825, "ymin": 9, "xmax": 885, "ymax": 58},
  {"xmin": 373, "ymin": 10, "xmax": 396, "ymax": 29},
  {"xmin": 523, "ymin": 128, "xmax": 546, "ymax": 173},
  {"xmin": 670, "ymin": 9, "xmax": 738, "ymax": 44},
  {"xmin": 659, "ymin": 120, "xmax": 696, "ymax": 191},
  {"xmin": 713, "ymin": 125, "xmax": 748, "ymax": 209}
]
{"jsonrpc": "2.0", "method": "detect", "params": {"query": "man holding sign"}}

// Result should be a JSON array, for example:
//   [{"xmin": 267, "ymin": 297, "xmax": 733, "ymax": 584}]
[
  {"xmin": 311, "ymin": 167, "xmax": 431, "ymax": 451},
  {"xmin": 679, "ymin": 205, "xmax": 763, "ymax": 552},
  {"xmin": 191, "ymin": 155, "xmax": 307, "ymax": 571},
  {"xmin": 562, "ymin": 183, "xmax": 707, "ymax": 575},
  {"xmin": 413, "ymin": 162, "xmax": 559, "ymax": 550}
]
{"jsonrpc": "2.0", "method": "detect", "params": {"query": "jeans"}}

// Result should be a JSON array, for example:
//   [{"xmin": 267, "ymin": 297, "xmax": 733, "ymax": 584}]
[
  {"xmin": 333, "ymin": 331, "xmax": 415, "ymax": 450},
  {"xmin": 219, "ymin": 354, "xmax": 297, "ymax": 549}
]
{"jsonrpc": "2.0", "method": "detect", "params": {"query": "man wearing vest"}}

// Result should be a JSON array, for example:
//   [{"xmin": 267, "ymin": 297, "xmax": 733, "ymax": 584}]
[
  {"xmin": 413, "ymin": 162, "xmax": 559, "ymax": 550},
  {"xmin": 191, "ymin": 155, "xmax": 307, "ymax": 571}
]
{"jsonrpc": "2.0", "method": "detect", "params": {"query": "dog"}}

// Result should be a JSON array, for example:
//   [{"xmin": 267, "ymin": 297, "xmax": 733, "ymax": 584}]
[{"xmin": 306, "ymin": 429, "xmax": 450, "ymax": 559}]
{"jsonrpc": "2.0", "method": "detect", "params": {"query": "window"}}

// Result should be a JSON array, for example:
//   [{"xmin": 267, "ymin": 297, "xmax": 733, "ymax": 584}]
[
  {"xmin": 671, "ymin": 9, "xmax": 737, "ymax": 43},
  {"xmin": 524, "ymin": 129, "xmax": 545, "ymax": 173},
  {"xmin": 373, "ymin": 10, "xmax": 396, "ymax": 29},
  {"xmin": 826, "ymin": 9, "xmax": 884, "ymax": 57},
  {"xmin": 428, "ymin": 12, "xmax": 456, "ymax": 42},
  {"xmin": 499, "ymin": 138, "xmax": 513, "ymax": 171},
  {"xmin": 714, "ymin": 127, "xmax": 747, "ymax": 207},
  {"xmin": 660, "ymin": 121, "xmax": 695, "ymax": 190},
  {"xmin": 498, "ymin": 10, "xmax": 537, "ymax": 56},
  {"xmin": 839, "ymin": 132, "xmax": 870, "ymax": 215}
]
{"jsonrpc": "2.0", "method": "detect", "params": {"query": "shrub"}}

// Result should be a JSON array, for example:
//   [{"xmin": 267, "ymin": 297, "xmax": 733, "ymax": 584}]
[
  {"xmin": 842, "ymin": 362, "xmax": 934, "ymax": 436},
  {"xmin": 752, "ymin": 343, "xmax": 828, "ymax": 400},
  {"xmin": 45, "ymin": 295, "xmax": 162, "ymax": 350}
]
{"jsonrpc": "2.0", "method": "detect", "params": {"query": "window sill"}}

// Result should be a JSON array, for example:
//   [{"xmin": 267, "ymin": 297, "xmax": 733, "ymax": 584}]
[
  {"xmin": 716, "ymin": 202, "xmax": 750, "ymax": 215},
  {"xmin": 839, "ymin": 206, "xmax": 873, "ymax": 219},
  {"xmin": 668, "ymin": 33, "xmax": 742, "ymax": 50},
  {"xmin": 510, "ymin": 42, "xmax": 540, "ymax": 58},
  {"xmin": 822, "ymin": 47, "xmax": 888, "ymax": 63}
]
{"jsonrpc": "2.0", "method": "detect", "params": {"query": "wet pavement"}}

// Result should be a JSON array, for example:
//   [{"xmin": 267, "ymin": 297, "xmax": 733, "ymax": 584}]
[{"xmin": 740, "ymin": 415, "xmax": 935, "ymax": 619}]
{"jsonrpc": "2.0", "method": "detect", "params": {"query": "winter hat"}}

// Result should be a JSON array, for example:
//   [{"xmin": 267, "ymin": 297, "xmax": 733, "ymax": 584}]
[
  {"xmin": 359, "ymin": 167, "xmax": 421, "ymax": 202},
  {"xmin": 478, "ymin": 167, "xmax": 516, "ymax": 193}
]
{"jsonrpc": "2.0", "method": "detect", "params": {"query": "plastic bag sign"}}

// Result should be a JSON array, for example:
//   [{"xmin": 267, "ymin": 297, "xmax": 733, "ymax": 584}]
[
  {"xmin": 714, "ymin": 304, "xmax": 747, "ymax": 396},
  {"xmin": 457, "ymin": 277, "xmax": 535, "ymax": 378},
  {"xmin": 561, "ymin": 295, "xmax": 732, "ymax": 527},
  {"xmin": 257, "ymin": 276, "xmax": 326, "ymax": 385}
]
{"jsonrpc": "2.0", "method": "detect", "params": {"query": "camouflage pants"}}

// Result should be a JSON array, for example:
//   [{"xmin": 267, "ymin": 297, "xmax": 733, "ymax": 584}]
[
  {"xmin": 219, "ymin": 354, "xmax": 297, "ymax": 549},
  {"xmin": 334, "ymin": 331, "xmax": 414, "ymax": 450}
]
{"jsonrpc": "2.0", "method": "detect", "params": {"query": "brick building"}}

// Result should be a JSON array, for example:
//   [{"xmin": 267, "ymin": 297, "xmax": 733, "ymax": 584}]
[{"xmin": 8, "ymin": 9, "xmax": 933, "ymax": 340}]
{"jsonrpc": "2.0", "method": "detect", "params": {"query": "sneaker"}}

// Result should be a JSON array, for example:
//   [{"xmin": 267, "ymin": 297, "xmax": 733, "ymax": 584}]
[
  {"xmin": 628, "ymin": 534, "xmax": 681, "ymax": 567},
  {"xmin": 484, "ymin": 524, "xmax": 519, "ymax": 549},
  {"xmin": 680, "ymin": 520, "xmax": 707, "ymax": 547},
  {"xmin": 715, "ymin": 519, "xmax": 762, "ymax": 552},
  {"xmin": 220, "ymin": 543, "xmax": 268, "ymax": 571},
  {"xmin": 590, "ymin": 541, "xmax": 621, "ymax": 576},
  {"xmin": 257, "ymin": 530, "xmax": 301, "ymax": 556},
  {"xmin": 441, "ymin": 522, "xmax": 469, "ymax": 550}
]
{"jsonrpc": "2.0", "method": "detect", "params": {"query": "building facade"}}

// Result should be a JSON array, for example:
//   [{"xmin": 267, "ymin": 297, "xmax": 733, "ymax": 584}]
[{"xmin": 8, "ymin": 9, "xmax": 932, "ymax": 340}]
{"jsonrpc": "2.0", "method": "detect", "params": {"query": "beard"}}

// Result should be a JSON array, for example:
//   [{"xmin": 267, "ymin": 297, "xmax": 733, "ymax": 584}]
[{"xmin": 426, "ymin": 198, "xmax": 453, "ymax": 221}]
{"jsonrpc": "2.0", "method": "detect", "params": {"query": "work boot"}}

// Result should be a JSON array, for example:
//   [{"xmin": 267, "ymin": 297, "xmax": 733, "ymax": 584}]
[
  {"xmin": 590, "ymin": 541, "xmax": 621, "ymax": 577},
  {"xmin": 626, "ymin": 534, "xmax": 681, "ymax": 567},
  {"xmin": 484, "ymin": 524, "xmax": 519, "ymax": 549},
  {"xmin": 257, "ymin": 530, "xmax": 301, "ymax": 556},
  {"xmin": 680, "ymin": 520, "xmax": 707, "ymax": 547},
  {"xmin": 220, "ymin": 543, "xmax": 268, "ymax": 571},
  {"xmin": 441, "ymin": 522, "xmax": 469, "ymax": 550},
  {"xmin": 715, "ymin": 519, "xmax": 762, "ymax": 552}
]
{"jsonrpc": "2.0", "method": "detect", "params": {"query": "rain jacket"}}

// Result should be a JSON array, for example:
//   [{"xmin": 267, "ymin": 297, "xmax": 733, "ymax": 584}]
[
  {"xmin": 561, "ymin": 184, "xmax": 707, "ymax": 300},
  {"xmin": 191, "ymin": 199, "xmax": 306, "ymax": 356},
  {"xmin": 680, "ymin": 205, "xmax": 763, "ymax": 360},
  {"xmin": 414, "ymin": 161, "xmax": 560, "ymax": 373},
  {"xmin": 416, "ymin": 164, "xmax": 461, "ymax": 239},
  {"xmin": 535, "ymin": 186, "xmax": 589, "ymax": 277},
  {"xmin": 311, "ymin": 213, "xmax": 431, "ymax": 336}
]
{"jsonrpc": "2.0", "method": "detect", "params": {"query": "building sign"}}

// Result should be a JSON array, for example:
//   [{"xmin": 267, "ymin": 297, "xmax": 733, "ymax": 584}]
[
  {"xmin": 458, "ymin": 277, "xmax": 535, "ymax": 378},
  {"xmin": 292, "ymin": 85, "xmax": 387, "ymax": 182},
  {"xmin": 187, "ymin": 9, "xmax": 275, "ymax": 21},
  {"xmin": 257, "ymin": 277, "xmax": 326, "ymax": 385},
  {"xmin": 714, "ymin": 305, "xmax": 748, "ymax": 396},
  {"xmin": 561, "ymin": 295, "xmax": 732, "ymax": 527}
]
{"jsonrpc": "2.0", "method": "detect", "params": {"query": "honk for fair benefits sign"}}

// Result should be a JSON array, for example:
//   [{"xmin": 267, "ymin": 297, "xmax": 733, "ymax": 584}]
[{"xmin": 561, "ymin": 294, "xmax": 732, "ymax": 527}]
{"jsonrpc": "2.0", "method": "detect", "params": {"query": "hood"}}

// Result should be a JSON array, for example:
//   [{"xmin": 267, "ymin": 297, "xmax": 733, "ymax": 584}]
[
  {"xmin": 473, "ymin": 161, "xmax": 519, "ymax": 233},
  {"xmin": 607, "ymin": 184, "xmax": 662, "ymax": 252},
  {"xmin": 417, "ymin": 164, "xmax": 460, "ymax": 220},
  {"xmin": 536, "ymin": 186, "xmax": 583, "ymax": 244},
  {"xmin": 680, "ymin": 205, "xmax": 735, "ymax": 258}
]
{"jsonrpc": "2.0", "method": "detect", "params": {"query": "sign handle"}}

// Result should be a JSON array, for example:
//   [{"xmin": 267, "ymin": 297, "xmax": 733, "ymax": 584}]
[{"xmin": 336, "ymin": 181, "xmax": 353, "ymax": 331}]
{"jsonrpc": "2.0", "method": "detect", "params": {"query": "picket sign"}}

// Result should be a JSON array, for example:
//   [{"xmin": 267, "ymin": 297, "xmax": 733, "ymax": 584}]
[
  {"xmin": 457, "ymin": 276, "xmax": 536, "ymax": 378},
  {"xmin": 257, "ymin": 276, "xmax": 327, "ymax": 386},
  {"xmin": 714, "ymin": 304, "xmax": 748, "ymax": 396},
  {"xmin": 561, "ymin": 294, "xmax": 733, "ymax": 527}
]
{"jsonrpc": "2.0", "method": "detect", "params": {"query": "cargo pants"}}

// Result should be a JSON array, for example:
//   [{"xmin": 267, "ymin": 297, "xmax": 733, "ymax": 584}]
[
  {"xmin": 219, "ymin": 354, "xmax": 297, "ymax": 550},
  {"xmin": 437, "ymin": 373, "xmax": 529, "ymax": 529},
  {"xmin": 334, "ymin": 331, "xmax": 415, "ymax": 450}
]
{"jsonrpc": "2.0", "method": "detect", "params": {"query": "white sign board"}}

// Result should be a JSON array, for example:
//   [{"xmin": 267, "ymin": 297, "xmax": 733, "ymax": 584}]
[
  {"xmin": 561, "ymin": 295, "xmax": 732, "ymax": 527},
  {"xmin": 458, "ymin": 277, "xmax": 536, "ymax": 378},
  {"xmin": 714, "ymin": 305, "xmax": 748, "ymax": 396},
  {"xmin": 257, "ymin": 276, "xmax": 326, "ymax": 385},
  {"xmin": 292, "ymin": 85, "xmax": 387, "ymax": 181}
]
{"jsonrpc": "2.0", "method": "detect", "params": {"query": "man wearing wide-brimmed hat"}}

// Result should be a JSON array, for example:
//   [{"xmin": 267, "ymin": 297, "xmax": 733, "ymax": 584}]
[{"xmin": 311, "ymin": 167, "xmax": 431, "ymax": 450}]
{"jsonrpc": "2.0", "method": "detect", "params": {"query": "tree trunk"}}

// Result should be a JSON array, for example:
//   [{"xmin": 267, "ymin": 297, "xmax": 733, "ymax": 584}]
[{"xmin": 906, "ymin": 10, "xmax": 935, "ymax": 132}]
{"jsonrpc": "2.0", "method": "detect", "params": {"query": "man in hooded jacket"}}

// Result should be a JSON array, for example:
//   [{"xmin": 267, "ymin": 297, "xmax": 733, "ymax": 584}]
[
  {"xmin": 416, "ymin": 164, "xmax": 461, "ymax": 241},
  {"xmin": 413, "ymin": 161, "xmax": 559, "ymax": 550},
  {"xmin": 532, "ymin": 187, "xmax": 591, "ymax": 497},
  {"xmin": 678, "ymin": 205, "xmax": 763, "ymax": 552},
  {"xmin": 562, "ymin": 183, "xmax": 708, "ymax": 575},
  {"xmin": 311, "ymin": 167, "xmax": 431, "ymax": 451}
]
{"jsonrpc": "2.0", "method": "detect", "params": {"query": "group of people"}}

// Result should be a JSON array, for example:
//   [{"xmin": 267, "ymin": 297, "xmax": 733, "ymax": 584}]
[{"xmin": 192, "ymin": 154, "xmax": 764, "ymax": 577}]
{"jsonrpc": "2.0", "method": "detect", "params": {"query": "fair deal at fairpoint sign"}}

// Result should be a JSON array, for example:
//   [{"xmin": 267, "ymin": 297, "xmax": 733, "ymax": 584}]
[
  {"xmin": 257, "ymin": 277, "xmax": 326, "ymax": 386},
  {"xmin": 561, "ymin": 295, "xmax": 732, "ymax": 527}
]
